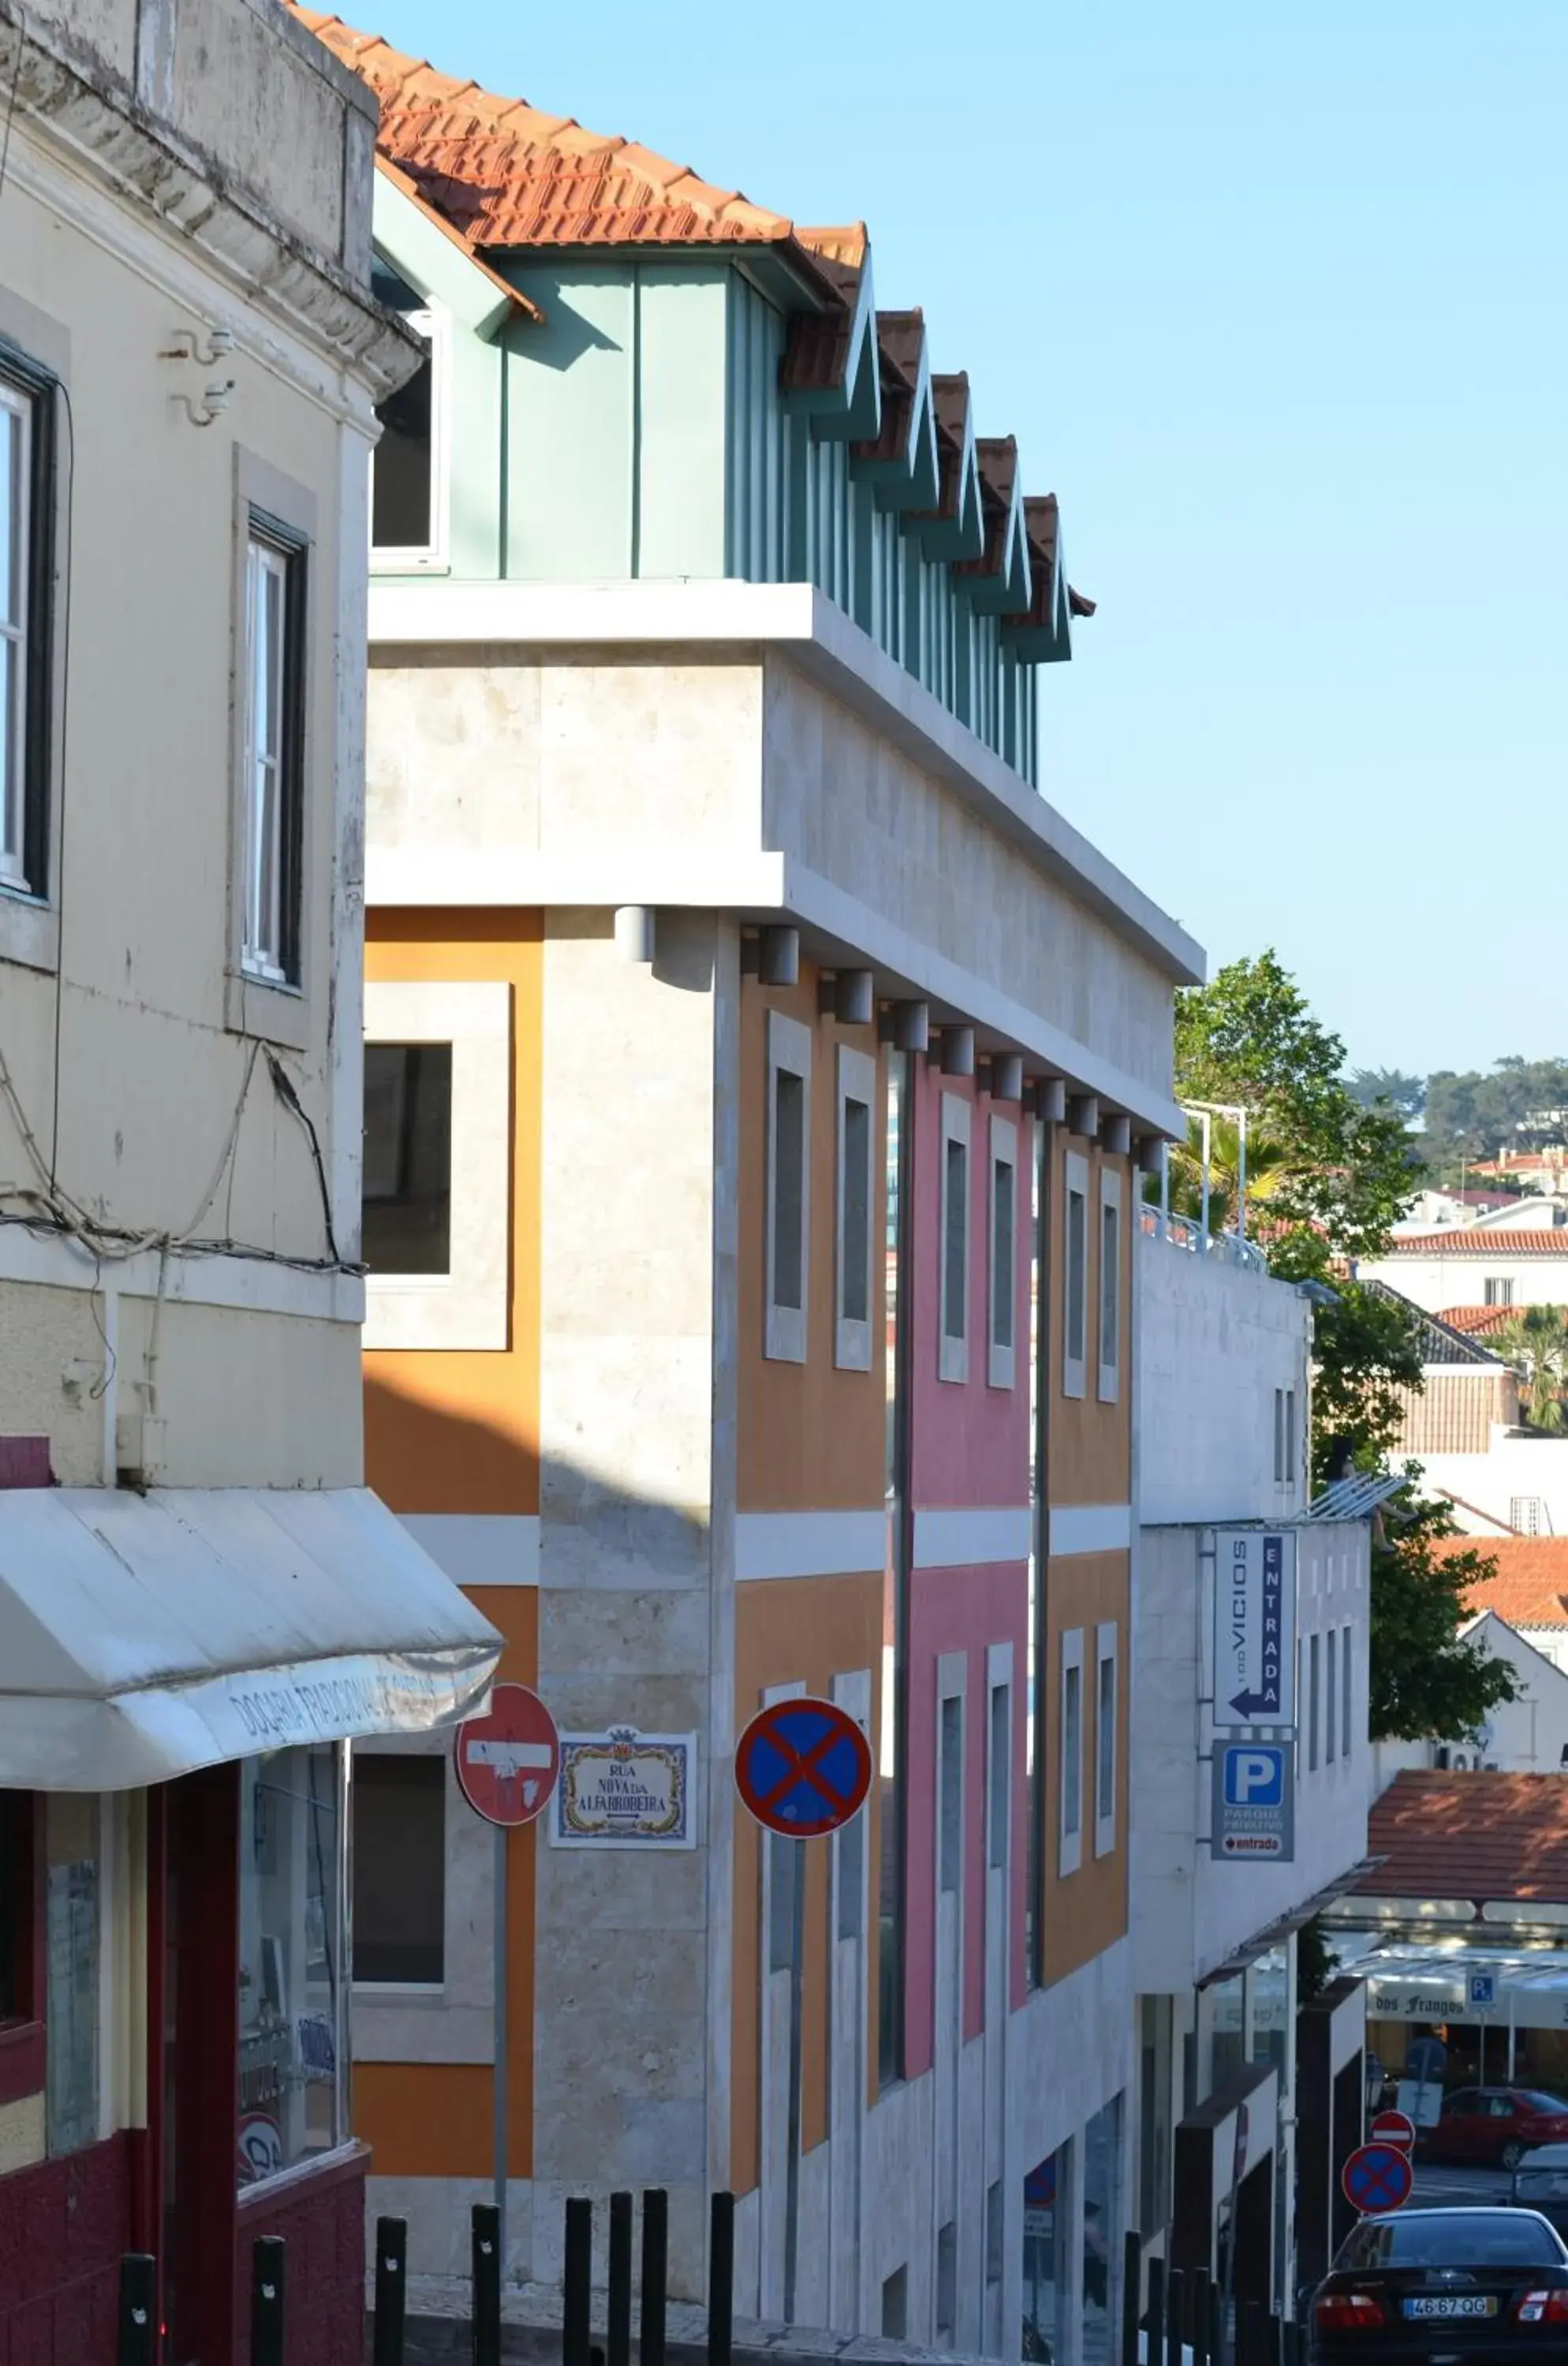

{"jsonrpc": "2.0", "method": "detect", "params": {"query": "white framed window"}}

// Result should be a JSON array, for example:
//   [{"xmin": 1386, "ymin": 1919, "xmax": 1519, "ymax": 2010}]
[
  {"xmin": 1308, "ymin": 1631, "xmax": 1321, "ymax": 1773},
  {"xmin": 1285, "ymin": 1387, "xmax": 1297, "ymax": 1484},
  {"xmin": 370, "ymin": 259, "xmax": 450, "ymax": 569},
  {"xmin": 1093, "ymin": 1621, "xmax": 1118, "ymax": 1858},
  {"xmin": 0, "ymin": 372, "xmax": 42, "ymax": 896},
  {"xmin": 1342, "ymin": 1623, "xmax": 1353, "ymax": 1752},
  {"xmin": 1059, "ymin": 1627, "xmax": 1084, "ymax": 1876},
  {"xmin": 1272, "ymin": 1390, "xmax": 1285, "ymax": 1483},
  {"xmin": 765, "ymin": 1010, "xmax": 812, "ymax": 1363},
  {"xmin": 1097, "ymin": 1167, "xmax": 1122, "ymax": 1403},
  {"xmin": 988, "ymin": 1114, "xmax": 1017, "ymax": 1389},
  {"xmin": 363, "ymin": 980, "xmax": 511, "ymax": 1350},
  {"xmin": 835, "ymin": 1044, "xmax": 876, "ymax": 1371},
  {"xmin": 241, "ymin": 522, "xmax": 304, "ymax": 987},
  {"xmin": 939, "ymin": 1092, "xmax": 971, "ymax": 1384},
  {"xmin": 1063, "ymin": 1149, "xmax": 1089, "ymax": 1399}
]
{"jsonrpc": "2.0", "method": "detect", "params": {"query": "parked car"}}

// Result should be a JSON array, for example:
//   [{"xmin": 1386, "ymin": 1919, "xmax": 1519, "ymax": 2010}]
[
  {"xmin": 1311, "ymin": 2207, "xmax": 1568, "ymax": 2363},
  {"xmin": 1510, "ymin": 2147, "xmax": 1568, "ymax": 2241},
  {"xmin": 1430, "ymin": 2090, "xmax": 1568, "ymax": 2171}
]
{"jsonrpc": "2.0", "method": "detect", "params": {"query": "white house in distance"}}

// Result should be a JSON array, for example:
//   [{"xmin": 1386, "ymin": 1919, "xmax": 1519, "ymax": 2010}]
[{"xmin": 1357, "ymin": 1204, "xmax": 1568, "ymax": 1318}]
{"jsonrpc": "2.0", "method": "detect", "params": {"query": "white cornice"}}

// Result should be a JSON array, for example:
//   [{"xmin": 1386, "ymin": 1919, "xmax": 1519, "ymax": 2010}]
[{"xmin": 368, "ymin": 576, "xmax": 1205, "ymax": 991}]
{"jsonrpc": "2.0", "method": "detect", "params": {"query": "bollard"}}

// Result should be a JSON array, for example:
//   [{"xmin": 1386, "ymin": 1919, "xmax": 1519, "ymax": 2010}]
[
  {"xmin": 1267, "ymin": 2312, "xmax": 1284, "ymax": 2366},
  {"xmin": 563, "ymin": 2197, "xmax": 593, "ymax": 2366},
  {"xmin": 607, "ymin": 2192, "xmax": 634, "ymax": 2366},
  {"xmin": 709, "ymin": 2191, "xmax": 735, "ymax": 2366},
  {"xmin": 640, "ymin": 2188, "xmax": 669, "ymax": 2366},
  {"xmin": 1241, "ymin": 2299, "xmax": 1265, "ymax": 2366},
  {"xmin": 374, "ymin": 2215, "xmax": 409, "ymax": 2366},
  {"xmin": 251, "ymin": 2236, "xmax": 286, "ymax": 2366},
  {"xmin": 1167, "ymin": 2269, "xmax": 1185, "ymax": 2366},
  {"xmin": 1208, "ymin": 2280, "xmax": 1224, "ymax": 2366},
  {"xmin": 472, "ymin": 2202, "xmax": 502, "ymax": 2366},
  {"xmin": 1122, "ymin": 2231, "xmax": 1143, "ymax": 2366},
  {"xmin": 1192, "ymin": 2267, "xmax": 1212, "ymax": 2366},
  {"xmin": 117, "ymin": 2255, "xmax": 157, "ymax": 2366}
]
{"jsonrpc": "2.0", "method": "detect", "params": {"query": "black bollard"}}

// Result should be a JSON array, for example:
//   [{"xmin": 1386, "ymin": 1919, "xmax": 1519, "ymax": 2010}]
[
  {"xmin": 607, "ymin": 2192, "xmax": 634, "ymax": 2366},
  {"xmin": 250, "ymin": 2236, "xmax": 286, "ymax": 2366},
  {"xmin": 1147, "ymin": 2255, "xmax": 1167, "ymax": 2364},
  {"xmin": 472, "ymin": 2203, "xmax": 502, "ymax": 2366},
  {"xmin": 1208, "ymin": 2279, "xmax": 1224, "ymax": 2366},
  {"xmin": 374, "ymin": 2215, "xmax": 408, "ymax": 2366},
  {"xmin": 709, "ymin": 2190, "xmax": 736, "ymax": 2366},
  {"xmin": 117, "ymin": 2256, "xmax": 157, "ymax": 2366},
  {"xmin": 1167, "ymin": 2270, "xmax": 1186, "ymax": 2366},
  {"xmin": 564, "ymin": 2197, "xmax": 593, "ymax": 2366},
  {"xmin": 1122, "ymin": 2231, "xmax": 1144, "ymax": 2366},
  {"xmin": 640, "ymin": 2188, "xmax": 669, "ymax": 2366},
  {"xmin": 1192, "ymin": 2267, "xmax": 1212, "ymax": 2366}
]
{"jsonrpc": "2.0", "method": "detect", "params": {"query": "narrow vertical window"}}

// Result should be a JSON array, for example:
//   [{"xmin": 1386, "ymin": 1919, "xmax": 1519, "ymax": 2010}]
[
  {"xmin": 988, "ymin": 1682, "xmax": 1010, "ymax": 1871},
  {"xmin": 1063, "ymin": 1151, "xmax": 1089, "ymax": 1398},
  {"xmin": 1309, "ymin": 1632, "xmax": 1321, "ymax": 1773},
  {"xmin": 1097, "ymin": 1169, "xmax": 1122, "ymax": 1402},
  {"xmin": 0, "ymin": 359, "xmax": 53, "ymax": 899},
  {"xmin": 1326, "ymin": 1628, "xmax": 1338, "ymax": 1763},
  {"xmin": 989, "ymin": 1116, "xmax": 1017, "ymax": 1389},
  {"xmin": 939, "ymin": 1692, "xmax": 962, "ymax": 1896},
  {"xmin": 1059, "ymin": 1631, "xmax": 1084, "ymax": 1875},
  {"xmin": 939, "ymin": 1094, "xmax": 971, "ymax": 1383},
  {"xmin": 835, "ymin": 1045, "xmax": 876, "ymax": 1371},
  {"xmin": 1342, "ymin": 1624, "xmax": 1353, "ymax": 1753},
  {"xmin": 1285, "ymin": 1388, "xmax": 1297, "ymax": 1484},
  {"xmin": 764, "ymin": 1011, "xmax": 811, "ymax": 1363},
  {"xmin": 241, "ymin": 521, "xmax": 304, "ymax": 987},
  {"xmin": 1094, "ymin": 1623, "xmax": 1118, "ymax": 1857},
  {"xmin": 1273, "ymin": 1390, "xmax": 1284, "ymax": 1484},
  {"xmin": 370, "ymin": 259, "xmax": 445, "ymax": 562}
]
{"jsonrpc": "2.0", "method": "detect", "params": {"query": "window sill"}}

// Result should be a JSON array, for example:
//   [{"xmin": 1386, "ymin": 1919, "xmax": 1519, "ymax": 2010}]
[
  {"xmin": 0, "ymin": 2019, "xmax": 45, "ymax": 2107},
  {"xmin": 237, "ymin": 2137, "xmax": 370, "ymax": 2212},
  {"xmin": 370, "ymin": 554, "xmax": 451, "ymax": 577},
  {"xmin": 226, "ymin": 967, "xmax": 310, "ymax": 1052},
  {"xmin": 0, "ymin": 886, "xmax": 59, "ymax": 976}
]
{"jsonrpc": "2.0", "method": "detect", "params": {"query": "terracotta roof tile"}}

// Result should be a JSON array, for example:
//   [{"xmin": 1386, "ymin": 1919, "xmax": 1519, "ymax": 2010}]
[
  {"xmin": 853, "ymin": 310, "xmax": 924, "ymax": 465},
  {"xmin": 1387, "ymin": 1232, "xmax": 1568, "ymax": 1255},
  {"xmin": 1358, "ymin": 1771, "xmax": 1568, "ymax": 1906},
  {"xmin": 1439, "ymin": 1305, "xmax": 1522, "ymax": 1338},
  {"xmin": 1433, "ymin": 1536, "xmax": 1568, "ymax": 1629}
]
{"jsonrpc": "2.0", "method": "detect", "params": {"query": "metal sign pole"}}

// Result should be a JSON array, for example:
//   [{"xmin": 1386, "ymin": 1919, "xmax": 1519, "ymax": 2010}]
[{"xmin": 495, "ymin": 1822, "xmax": 509, "ymax": 2267}]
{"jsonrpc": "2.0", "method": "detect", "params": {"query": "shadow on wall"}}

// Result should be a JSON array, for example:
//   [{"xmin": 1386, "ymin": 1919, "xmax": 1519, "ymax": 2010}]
[{"xmin": 364, "ymin": 1367, "xmax": 711, "ymax": 1578}]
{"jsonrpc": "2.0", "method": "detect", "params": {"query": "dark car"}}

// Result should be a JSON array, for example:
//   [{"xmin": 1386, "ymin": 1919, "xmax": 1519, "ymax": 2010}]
[
  {"xmin": 1431, "ymin": 2091, "xmax": 1568, "ymax": 2172},
  {"xmin": 1311, "ymin": 2208, "xmax": 1568, "ymax": 2364}
]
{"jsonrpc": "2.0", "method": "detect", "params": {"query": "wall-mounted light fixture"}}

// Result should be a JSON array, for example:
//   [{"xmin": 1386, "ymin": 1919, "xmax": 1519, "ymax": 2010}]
[{"xmin": 161, "ymin": 325, "xmax": 237, "ymax": 427}]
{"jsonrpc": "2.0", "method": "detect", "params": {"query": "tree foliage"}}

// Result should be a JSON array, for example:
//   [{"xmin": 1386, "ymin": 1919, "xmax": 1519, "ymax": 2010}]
[
  {"xmin": 1422, "ymin": 1057, "xmax": 1568, "ymax": 1166},
  {"xmin": 1171, "ymin": 950, "xmax": 1518, "ymax": 1741},
  {"xmin": 1348, "ymin": 1067, "xmax": 1427, "ymax": 1121},
  {"xmin": 1489, "ymin": 1305, "xmax": 1568, "ymax": 1434}
]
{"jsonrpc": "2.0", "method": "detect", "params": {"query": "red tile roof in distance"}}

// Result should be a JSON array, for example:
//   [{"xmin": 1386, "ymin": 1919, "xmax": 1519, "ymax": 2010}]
[
  {"xmin": 1387, "ymin": 1232, "xmax": 1568, "ymax": 1254},
  {"xmin": 1358, "ymin": 1770, "xmax": 1568, "ymax": 1906},
  {"xmin": 1434, "ymin": 1536, "xmax": 1568, "ymax": 1629},
  {"xmin": 1439, "ymin": 1304, "xmax": 1521, "ymax": 1338}
]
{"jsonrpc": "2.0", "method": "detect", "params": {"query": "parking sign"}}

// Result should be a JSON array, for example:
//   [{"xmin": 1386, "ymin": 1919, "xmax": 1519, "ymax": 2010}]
[{"xmin": 1211, "ymin": 1739, "xmax": 1295, "ymax": 1862}]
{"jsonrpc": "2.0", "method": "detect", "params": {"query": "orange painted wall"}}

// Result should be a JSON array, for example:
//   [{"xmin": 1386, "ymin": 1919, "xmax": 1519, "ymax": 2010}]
[
  {"xmin": 1045, "ymin": 1126, "xmax": 1133, "ymax": 1506},
  {"xmin": 737, "ymin": 969, "xmax": 886, "ymax": 1514},
  {"xmin": 1040, "ymin": 1550, "xmax": 1130, "ymax": 1986},
  {"xmin": 364, "ymin": 910, "xmax": 542, "ymax": 1516},
  {"xmin": 730, "ymin": 1573, "xmax": 884, "ymax": 2197}
]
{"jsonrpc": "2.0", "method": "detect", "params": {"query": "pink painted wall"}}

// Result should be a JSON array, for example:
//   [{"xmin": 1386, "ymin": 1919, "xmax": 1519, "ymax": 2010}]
[
  {"xmin": 909, "ymin": 1068, "xmax": 1034, "ymax": 1509},
  {"xmin": 902, "ymin": 1561, "xmax": 1031, "ymax": 2069}
]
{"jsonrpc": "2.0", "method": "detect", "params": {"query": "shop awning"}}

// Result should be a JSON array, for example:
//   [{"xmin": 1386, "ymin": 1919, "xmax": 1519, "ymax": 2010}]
[{"xmin": 0, "ymin": 1486, "xmax": 503, "ymax": 1789}]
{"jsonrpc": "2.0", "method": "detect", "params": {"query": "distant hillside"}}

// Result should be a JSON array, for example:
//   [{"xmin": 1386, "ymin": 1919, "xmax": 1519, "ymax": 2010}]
[{"xmin": 1349, "ymin": 1058, "xmax": 1568, "ymax": 1170}]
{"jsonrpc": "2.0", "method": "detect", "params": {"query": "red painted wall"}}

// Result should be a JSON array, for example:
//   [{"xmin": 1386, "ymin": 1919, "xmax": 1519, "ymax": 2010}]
[
  {"xmin": 0, "ymin": 2135, "xmax": 133, "ymax": 2362},
  {"xmin": 234, "ymin": 2146, "xmax": 368, "ymax": 2366}
]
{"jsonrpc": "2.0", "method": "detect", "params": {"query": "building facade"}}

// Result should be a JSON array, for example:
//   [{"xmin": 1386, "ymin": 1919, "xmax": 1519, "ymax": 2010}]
[
  {"xmin": 1132, "ymin": 1218, "xmax": 1374, "ymax": 2314},
  {"xmin": 304, "ymin": 13, "xmax": 1205, "ymax": 2357},
  {"xmin": 0, "ymin": 3, "xmax": 497, "ymax": 2357}
]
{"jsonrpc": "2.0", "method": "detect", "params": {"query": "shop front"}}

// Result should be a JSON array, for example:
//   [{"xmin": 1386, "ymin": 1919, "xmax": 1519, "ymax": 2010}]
[{"xmin": 0, "ymin": 1486, "xmax": 499, "ymax": 2364}]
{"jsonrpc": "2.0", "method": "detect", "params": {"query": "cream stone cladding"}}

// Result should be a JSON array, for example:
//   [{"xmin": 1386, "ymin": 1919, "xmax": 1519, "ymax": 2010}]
[{"xmin": 532, "ymin": 909, "xmax": 738, "ymax": 2293}]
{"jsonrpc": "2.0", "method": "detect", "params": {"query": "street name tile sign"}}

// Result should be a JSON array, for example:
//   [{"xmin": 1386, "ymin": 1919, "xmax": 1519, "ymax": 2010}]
[
  {"xmin": 735, "ymin": 1697, "xmax": 872, "ymax": 1838},
  {"xmin": 1212, "ymin": 1528, "xmax": 1297, "ymax": 1726},
  {"xmin": 454, "ymin": 1681, "xmax": 561, "ymax": 1827},
  {"xmin": 1210, "ymin": 1740, "xmax": 1295, "ymax": 1863},
  {"xmin": 1342, "ymin": 2141, "xmax": 1413, "ymax": 2215}
]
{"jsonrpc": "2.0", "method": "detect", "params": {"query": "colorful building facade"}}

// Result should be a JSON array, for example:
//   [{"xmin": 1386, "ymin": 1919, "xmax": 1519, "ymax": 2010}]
[{"xmin": 306, "ymin": 13, "xmax": 1204, "ymax": 2353}]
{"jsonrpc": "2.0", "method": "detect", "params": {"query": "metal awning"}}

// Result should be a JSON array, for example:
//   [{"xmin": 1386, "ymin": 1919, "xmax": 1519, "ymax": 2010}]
[{"xmin": 0, "ymin": 1486, "xmax": 502, "ymax": 1789}]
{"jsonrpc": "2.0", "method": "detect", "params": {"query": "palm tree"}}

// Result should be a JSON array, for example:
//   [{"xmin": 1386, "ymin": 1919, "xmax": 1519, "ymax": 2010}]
[
  {"xmin": 1155, "ymin": 1114, "xmax": 1293, "ymax": 1238},
  {"xmin": 1490, "ymin": 1304, "xmax": 1568, "ymax": 1432}
]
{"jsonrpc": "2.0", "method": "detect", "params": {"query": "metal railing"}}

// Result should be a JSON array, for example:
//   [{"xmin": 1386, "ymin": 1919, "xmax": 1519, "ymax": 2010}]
[{"xmin": 1140, "ymin": 1203, "xmax": 1269, "ymax": 1275}]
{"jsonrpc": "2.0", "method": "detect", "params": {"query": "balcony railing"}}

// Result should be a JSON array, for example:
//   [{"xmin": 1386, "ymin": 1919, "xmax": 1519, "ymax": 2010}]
[{"xmin": 1138, "ymin": 1201, "xmax": 1269, "ymax": 1274}]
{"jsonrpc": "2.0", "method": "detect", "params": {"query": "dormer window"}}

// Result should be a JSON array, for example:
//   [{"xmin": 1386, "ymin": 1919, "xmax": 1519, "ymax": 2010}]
[{"xmin": 371, "ymin": 256, "xmax": 446, "ymax": 565}]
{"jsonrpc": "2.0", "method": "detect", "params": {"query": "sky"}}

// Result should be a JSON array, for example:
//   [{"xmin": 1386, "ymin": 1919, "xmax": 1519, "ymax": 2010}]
[{"xmin": 360, "ymin": 0, "xmax": 1566, "ymax": 1078}]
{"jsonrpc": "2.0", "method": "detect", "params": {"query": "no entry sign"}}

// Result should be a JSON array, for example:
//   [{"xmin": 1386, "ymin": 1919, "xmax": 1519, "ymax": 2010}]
[
  {"xmin": 1342, "ymin": 2140, "xmax": 1413, "ymax": 2215},
  {"xmin": 1370, "ymin": 2109, "xmax": 1416, "ymax": 2155},
  {"xmin": 735, "ymin": 1697, "xmax": 872, "ymax": 1838},
  {"xmin": 455, "ymin": 1681, "xmax": 561, "ymax": 1827}
]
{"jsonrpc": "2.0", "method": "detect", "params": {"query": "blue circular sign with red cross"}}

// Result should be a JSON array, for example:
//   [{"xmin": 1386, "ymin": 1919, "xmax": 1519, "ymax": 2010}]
[
  {"xmin": 734, "ymin": 1697, "xmax": 873, "ymax": 1838},
  {"xmin": 1342, "ymin": 2141, "xmax": 1413, "ymax": 2215}
]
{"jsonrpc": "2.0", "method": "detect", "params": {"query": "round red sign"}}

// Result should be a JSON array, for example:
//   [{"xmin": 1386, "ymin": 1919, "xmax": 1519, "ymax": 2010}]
[
  {"xmin": 454, "ymin": 1681, "xmax": 561, "ymax": 1828},
  {"xmin": 1370, "ymin": 2108, "xmax": 1416, "ymax": 2155},
  {"xmin": 734, "ymin": 1696, "xmax": 873, "ymax": 1838}
]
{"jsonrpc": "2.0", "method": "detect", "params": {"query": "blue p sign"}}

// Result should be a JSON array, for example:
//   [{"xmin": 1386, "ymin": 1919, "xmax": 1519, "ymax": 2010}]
[{"xmin": 1224, "ymin": 1746, "xmax": 1283, "ymax": 1808}]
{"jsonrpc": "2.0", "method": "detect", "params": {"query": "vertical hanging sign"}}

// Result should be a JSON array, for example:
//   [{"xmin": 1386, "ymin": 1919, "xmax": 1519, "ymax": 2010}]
[{"xmin": 1211, "ymin": 1528, "xmax": 1297, "ymax": 1726}]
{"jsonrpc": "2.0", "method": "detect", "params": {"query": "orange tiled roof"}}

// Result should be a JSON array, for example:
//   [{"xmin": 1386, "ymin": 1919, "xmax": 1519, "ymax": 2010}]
[
  {"xmin": 1357, "ymin": 1771, "xmax": 1568, "ymax": 1906},
  {"xmin": 297, "ymin": 9, "xmax": 824, "ymax": 267},
  {"xmin": 1433, "ymin": 1536, "xmax": 1568, "ymax": 1629},
  {"xmin": 1387, "ymin": 1231, "xmax": 1568, "ymax": 1255},
  {"xmin": 1439, "ymin": 1304, "xmax": 1522, "ymax": 1338}
]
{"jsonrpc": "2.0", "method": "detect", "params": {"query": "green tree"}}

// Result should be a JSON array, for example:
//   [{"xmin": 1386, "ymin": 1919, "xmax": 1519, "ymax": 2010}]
[
  {"xmin": 1172, "ymin": 952, "xmax": 1518, "ymax": 1740},
  {"xmin": 1368, "ymin": 1493, "xmax": 1514, "ymax": 1742},
  {"xmin": 1348, "ymin": 1067, "xmax": 1426, "ymax": 1121},
  {"xmin": 1489, "ymin": 1304, "xmax": 1568, "ymax": 1433}
]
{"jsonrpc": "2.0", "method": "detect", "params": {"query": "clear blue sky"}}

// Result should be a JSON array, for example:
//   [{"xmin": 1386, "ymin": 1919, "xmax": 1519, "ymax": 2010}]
[{"xmin": 361, "ymin": 0, "xmax": 1566, "ymax": 1079}]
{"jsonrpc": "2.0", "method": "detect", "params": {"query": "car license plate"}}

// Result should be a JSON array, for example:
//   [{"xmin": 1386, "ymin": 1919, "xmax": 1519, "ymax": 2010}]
[{"xmin": 1402, "ymin": 2297, "xmax": 1497, "ymax": 2320}]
